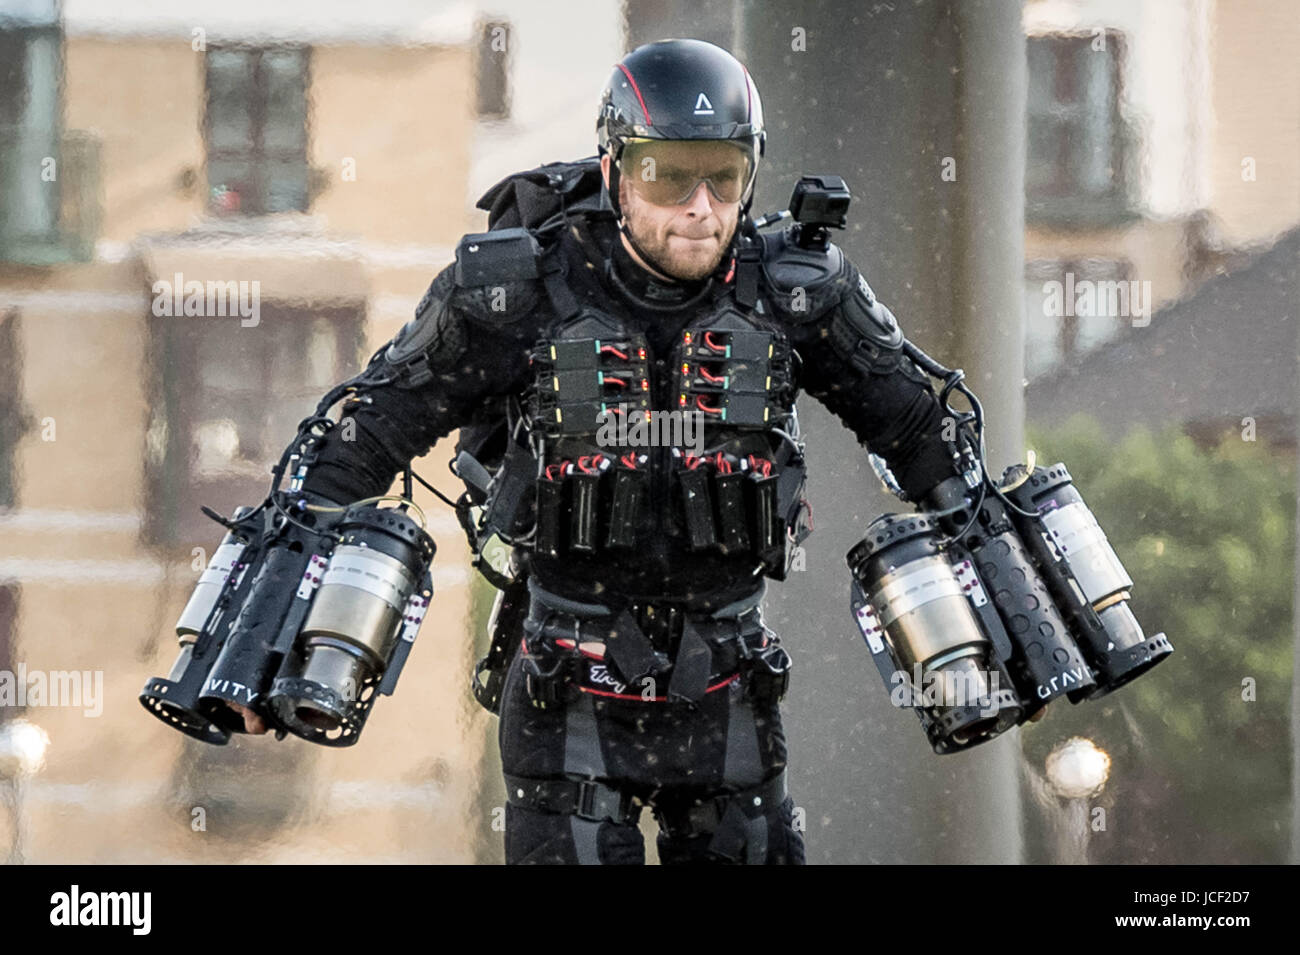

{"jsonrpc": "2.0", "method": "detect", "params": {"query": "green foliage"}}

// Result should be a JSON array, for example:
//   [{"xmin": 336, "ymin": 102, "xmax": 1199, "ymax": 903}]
[{"xmin": 1020, "ymin": 416, "xmax": 1294, "ymax": 863}]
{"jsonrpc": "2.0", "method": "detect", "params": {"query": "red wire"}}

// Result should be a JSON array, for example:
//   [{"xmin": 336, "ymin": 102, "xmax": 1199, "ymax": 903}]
[
  {"xmin": 600, "ymin": 344, "xmax": 629, "ymax": 360},
  {"xmin": 703, "ymin": 331, "xmax": 725, "ymax": 352},
  {"xmin": 699, "ymin": 367, "xmax": 724, "ymax": 384},
  {"xmin": 603, "ymin": 376, "xmax": 627, "ymax": 387},
  {"xmin": 695, "ymin": 396, "xmax": 722, "ymax": 414},
  {"xmin": 620, "ymin": 453, "xmax": 638, "ymax": 469}
]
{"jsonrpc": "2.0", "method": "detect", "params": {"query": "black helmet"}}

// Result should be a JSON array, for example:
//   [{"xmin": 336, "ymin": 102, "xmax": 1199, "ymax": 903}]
[{"xmin": 596, "ymin": 38, "xmax": 766, "ymax": 221}]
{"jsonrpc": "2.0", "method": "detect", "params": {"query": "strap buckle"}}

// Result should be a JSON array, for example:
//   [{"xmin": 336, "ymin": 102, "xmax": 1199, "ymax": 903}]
[{"xmin": 576, "ymin": 778, "xmax": 630, "ymax": 822}]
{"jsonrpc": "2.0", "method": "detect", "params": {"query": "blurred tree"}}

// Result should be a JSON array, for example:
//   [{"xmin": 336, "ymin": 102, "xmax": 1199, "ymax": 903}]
[{"xmin": 1020, "ymin": 416, "xmax": 1294, "ymax": 863}]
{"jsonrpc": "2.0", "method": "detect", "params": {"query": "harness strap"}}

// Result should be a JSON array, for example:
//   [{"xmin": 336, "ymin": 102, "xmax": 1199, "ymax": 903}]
[
  {"xmin": 504, "ymin": 773, "xmax": 642, "ymax": 824},
  {"xmin": 666, "ymin": 617, "xmax": 712, "ymax": 704},
  {"xmin": 540, "ymin": 247, "xmax": 583, "ymax": 322},
  {"xmin": 502, "ymin": 769, "xmax": 788, "ymax": 840},
  {"xmin": 525, "ymin": 579, "xmax": 770, "ymax": 700},
  {"xmin": 734, "ymin": 241, "xmax": 762, "ymax": 309}
]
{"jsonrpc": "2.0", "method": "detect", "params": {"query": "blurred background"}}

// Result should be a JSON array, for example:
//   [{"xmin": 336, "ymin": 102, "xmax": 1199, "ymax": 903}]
[{"xmin": 0, "ymin": 0, "xmax": 1295, "ymax": 864}]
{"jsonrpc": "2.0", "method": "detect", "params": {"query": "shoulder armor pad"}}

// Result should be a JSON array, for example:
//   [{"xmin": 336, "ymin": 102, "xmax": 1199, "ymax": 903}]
[
  {"xmin": 451, "ymin": 227, "xmax": 544, "ymax": 324},
  {"xmin": 384, "ymin": 267, "xmax": 469, "ymax": 385},
  {"xmin": 838, "ymin": 270, "xmax": 903, "ymax": 349},
  {"xmin": 455, "ymin": 228, "xmax": 541, "ymax": 285},
  {"xmin": 829, "ymin": 265, "xmax": 915, "ymax": 378},
  {"xmin": 758, "ymin": 226, "xmax": 849, "ymax": 323}
]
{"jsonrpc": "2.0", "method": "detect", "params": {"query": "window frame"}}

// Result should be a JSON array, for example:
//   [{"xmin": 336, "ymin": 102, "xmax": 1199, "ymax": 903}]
[
  {"xmin": 201, "ymin": 44, "xmax": 313, "ymax": 217},
  {"xmin": 0, "ymin": 581, "xmax": 17, "ymax": 722},
  {"xmin": 1023, "ymin": 256, "xmax": 1133, "ymax": 378},
  {"xmin": 142, "ymin": 303, "xmax": 366, "ymax": 548},
  {"xmin": 1025, "ymin": 30, "xmax": 1137, "ymax": 228},
  {"xmin": 0, "ymin": 309, "xmax": 36, "ymax": 511}
]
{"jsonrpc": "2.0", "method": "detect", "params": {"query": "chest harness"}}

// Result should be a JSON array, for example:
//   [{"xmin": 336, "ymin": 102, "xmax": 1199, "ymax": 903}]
[
  {"xmin": 477, "ymin": 217, "xmax": 811, "ymax": 578},
  {"xmin": 465, "ymin": 213, "xmax": 809, "ymax": 717}
]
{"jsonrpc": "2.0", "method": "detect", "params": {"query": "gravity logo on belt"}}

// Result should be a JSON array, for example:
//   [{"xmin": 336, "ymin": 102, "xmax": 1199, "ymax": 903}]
[
  {"xmin": 693, "ymin": 92, "xmax": 714, "ymax": 115},
  {"xmin": 587, "ymin": 664, "xmax": 627, "ymax": 694}
]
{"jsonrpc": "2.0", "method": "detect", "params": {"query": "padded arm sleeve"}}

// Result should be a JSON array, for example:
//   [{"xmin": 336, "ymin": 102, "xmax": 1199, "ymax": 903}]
[
  {"xmin": 293, "ymin": 263, "xmax": 535, "ymax": 505},
  {"xmin": 779, "ymin": 251, "xmax": 962, "ymax": 503}
]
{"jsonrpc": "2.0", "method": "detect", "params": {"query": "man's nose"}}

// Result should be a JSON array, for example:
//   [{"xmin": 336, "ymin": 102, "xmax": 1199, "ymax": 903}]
[{"xmin": 681, "ymin": 180, "xmax": 714, "ymax": 215}]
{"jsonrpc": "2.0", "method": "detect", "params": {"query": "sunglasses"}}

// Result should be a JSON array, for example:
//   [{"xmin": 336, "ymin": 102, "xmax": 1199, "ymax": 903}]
[{"xmin": 617, "ymin": 139, "xmax": 756, "ymax": 207}]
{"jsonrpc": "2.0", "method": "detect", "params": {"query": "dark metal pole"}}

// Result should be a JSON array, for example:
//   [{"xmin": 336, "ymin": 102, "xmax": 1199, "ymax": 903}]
[{"xmin": 739, "ymin": 0, "xmax": 1026, "ymax": 862}]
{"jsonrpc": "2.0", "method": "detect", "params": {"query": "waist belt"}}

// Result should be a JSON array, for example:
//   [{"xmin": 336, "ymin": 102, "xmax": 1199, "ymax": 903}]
[
  {"xmin": 527, "ymin": 578, "xmax": 766, "ymax": 619},
  {"xmin": 504, "ymin": 769, "xmax": 788, "ymax": 831},
  {"xmin": 525, "ymin": 579, "xmax": 766, "ymax": 704}
]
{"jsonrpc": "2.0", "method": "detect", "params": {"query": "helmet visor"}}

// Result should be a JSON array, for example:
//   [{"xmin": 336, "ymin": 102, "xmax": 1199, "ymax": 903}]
[{"xmin": 618, "ymin": 139, "xmax": 756, "ymax": 207}]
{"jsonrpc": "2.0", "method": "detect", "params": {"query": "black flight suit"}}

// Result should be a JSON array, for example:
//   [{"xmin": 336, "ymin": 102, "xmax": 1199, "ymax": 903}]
[{"xmin": 292, "ymin": 200, "xmax": 964, "ymax": 865}]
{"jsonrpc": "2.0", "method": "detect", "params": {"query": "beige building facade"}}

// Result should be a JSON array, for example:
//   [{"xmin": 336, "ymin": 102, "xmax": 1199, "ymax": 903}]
[
  {"xmin": 1021, "ymin": 0, "xmax": 1299, "ymax": 380},
  {"xmin": 0, "ymin": 2, "xmax": 504, "ymax": 863}
]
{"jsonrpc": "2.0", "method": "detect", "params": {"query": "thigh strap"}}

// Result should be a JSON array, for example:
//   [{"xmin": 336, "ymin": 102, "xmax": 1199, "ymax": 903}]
[{"xmin": 504, "ymin": 773, "xmax": 643, "ymax": 825}]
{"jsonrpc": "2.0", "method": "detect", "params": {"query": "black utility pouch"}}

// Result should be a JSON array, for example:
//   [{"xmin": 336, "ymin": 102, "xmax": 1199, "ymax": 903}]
[
  {"xmin": 678, "ymin": 466, "xmax": 719, "ymax": 551},
  {"xmin": 743, "ymin": 641, "xmax": 792, "ymax": 705},
  {"xmin": 471, "ymin": 572, "xmax": 532, "ymax": 715},
  {"xmin": 520, "ymin": 614, "xmax": 583, "ymax": 710},
  {"xmin": 568, "ymin": 471, "xmax": 601, "ymax": 554},
  {"xmin": 522, "ymin": 649, "xmax": 581, "ymax": 709},
  {"xmin": 535, "ymin": 478, "xmax": 565, "ymax": 558},
  {"xmin": 748, "ymin": 472, "xmax": 785, "ymax": 568},
  {"xmin": 605, "ymin": 466, "xmax": 647, "ymax": 549},
  {"xmin": 481, "ymin": 438, "xmax": 537, "ymax": 541},
  {"xmin": 713, "ymin": 470, "xmax": 751, "ymax": 554}
]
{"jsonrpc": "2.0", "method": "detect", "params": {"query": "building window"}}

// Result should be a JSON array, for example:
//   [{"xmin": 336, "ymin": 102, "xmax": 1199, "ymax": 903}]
[
  {"xmin": 0, "ymin": 11, "xmax": 59, "ymax": 249},
  {"xmin": 143, "ymin": 307, "xmax": 365, "ymax": 547},
  {"xmin": 0, "ymin": 583, "xmax": 16, "ymax": 703},
  {"xmin": 475, "ymin": 20, "xmax": 512, "ymax": 120},
  {"xmin": 1026, "ymin": 32, "xmax": 1133, "ymax": 226},
  {"xmin": 0, "ymin": 10, "xmax": 100, "ymax": 265},
  {"xmin": 0, "ymin": 310, "xmax": 35, "ymax": 510},
  {"xmin": 204, "ymin": 46, "xmax": 311, "ymax": 216},
  {"xmin": 1023, "ymin": 258, "xmax": 1131, "ymax": 379}
]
